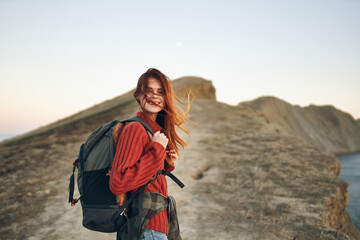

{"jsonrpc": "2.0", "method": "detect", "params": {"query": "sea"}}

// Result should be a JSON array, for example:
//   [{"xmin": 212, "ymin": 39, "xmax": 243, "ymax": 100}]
[{"xmin": 338, "ymin": 152, "xmax": 360, "ymax": 231}]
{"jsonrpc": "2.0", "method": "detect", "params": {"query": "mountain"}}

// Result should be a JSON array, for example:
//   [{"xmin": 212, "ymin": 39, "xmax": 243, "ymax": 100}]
[
  {"xmin": 1, "ymin": 76, "xmax": 216, "ymax": 146},
  {"xmin": 0, "ymin": 78, "xmax": 359, "ymax": 239},
  {"xmin": 241, "ymin": 96, "xmax": 360, "ymax": 155}
]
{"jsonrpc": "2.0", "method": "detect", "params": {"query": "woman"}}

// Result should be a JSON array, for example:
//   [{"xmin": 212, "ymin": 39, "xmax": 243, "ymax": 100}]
[{"xmin": 110, "ymin": 68, "xmax": 190, "ymax": 240}]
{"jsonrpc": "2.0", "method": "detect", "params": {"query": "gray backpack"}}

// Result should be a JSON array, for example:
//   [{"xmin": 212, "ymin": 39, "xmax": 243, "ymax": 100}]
[{"xmin": 68, "ymin": 116, "xmax": 184, "ymax": 233}]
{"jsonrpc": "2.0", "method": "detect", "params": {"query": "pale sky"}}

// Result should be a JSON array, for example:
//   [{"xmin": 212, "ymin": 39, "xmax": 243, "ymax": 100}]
[{"xmin": 0, "ymin": 0, "xmax": 359, "ymax": 137}]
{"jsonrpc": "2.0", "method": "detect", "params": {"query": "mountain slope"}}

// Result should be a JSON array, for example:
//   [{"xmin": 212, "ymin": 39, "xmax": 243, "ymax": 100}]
[
  {"xmin": 0, "ymin": 80, "xmax": 359, "ymax": 239},
  {"xmin": 241, "ymin": 96, "xmax": 360, "ymax": 155},
  {"xmin": 1, "ymin": 76, "xmax": 215, "ymax": 146}
]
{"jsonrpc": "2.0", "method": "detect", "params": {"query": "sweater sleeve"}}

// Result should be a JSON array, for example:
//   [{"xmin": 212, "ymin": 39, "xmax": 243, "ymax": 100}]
[{"xmin": 109, "ymin": 122, "xmax": 166, "ymax": 195}]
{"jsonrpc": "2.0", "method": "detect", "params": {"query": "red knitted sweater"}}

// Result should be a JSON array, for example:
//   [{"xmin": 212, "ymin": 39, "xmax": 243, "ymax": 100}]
[{"xmin": 109, "ymin": 112, "xmax": 174, "ymax": 235}]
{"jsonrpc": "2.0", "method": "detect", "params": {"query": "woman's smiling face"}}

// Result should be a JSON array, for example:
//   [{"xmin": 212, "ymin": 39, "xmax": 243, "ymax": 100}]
[{"xmin": 137, "ymin": 77, "xmax": 165, "ymax": 119}]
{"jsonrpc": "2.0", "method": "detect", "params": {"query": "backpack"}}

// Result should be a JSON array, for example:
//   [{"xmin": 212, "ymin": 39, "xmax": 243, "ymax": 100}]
[{"xmin": 68, "ymin": 116, "xmax": 184, "ymax": 233}]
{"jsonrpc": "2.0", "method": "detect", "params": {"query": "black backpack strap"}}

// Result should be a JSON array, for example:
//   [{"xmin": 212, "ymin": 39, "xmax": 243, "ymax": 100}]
[
  {"xmin": 68, "ymin": 163, "xmax": 76, "ymax": 204},
  {"xmin": 122, "ymin": 116, "xmax": 154, "ymax": 135},
  {"xmin": 68, "ymin": 143, "xmax": 84, "ymax": 205},
  {"xmin": 158, "ymin": 170, "xmax": 185, "ymax": 188}
]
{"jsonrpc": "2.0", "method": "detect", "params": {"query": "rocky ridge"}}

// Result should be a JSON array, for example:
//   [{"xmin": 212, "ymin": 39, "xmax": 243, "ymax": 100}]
[
  {"xmin": 0, "ymin": 78, "xmax": 359, "ymax": 239},
  {"xmin": 241, "ymin": 96, "xmax": 360, "ymax": 155}
]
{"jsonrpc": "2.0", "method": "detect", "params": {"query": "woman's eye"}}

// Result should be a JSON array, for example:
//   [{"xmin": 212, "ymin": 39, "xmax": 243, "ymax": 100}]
[{"xmin": 144, "ymin": 89, "xmax": 164, "ymax": 95}]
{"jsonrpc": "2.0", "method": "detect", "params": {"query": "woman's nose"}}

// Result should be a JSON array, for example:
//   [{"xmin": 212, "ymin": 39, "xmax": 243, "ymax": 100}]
[{"xmin": 150, "ymin": 92, "xmax": 158, "ymax": 99}]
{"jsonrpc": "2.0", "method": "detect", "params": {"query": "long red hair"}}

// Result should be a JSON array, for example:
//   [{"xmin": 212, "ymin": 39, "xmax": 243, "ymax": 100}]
[{"xmin": 133, "ymin": 68, "xmax": 190, "ymax": 167}]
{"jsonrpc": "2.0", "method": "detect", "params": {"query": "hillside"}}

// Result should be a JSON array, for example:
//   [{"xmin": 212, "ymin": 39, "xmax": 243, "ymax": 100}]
[
  {"xmin": 241, "ymin": 96, "xmax": 360, "ymax": 155},
  {"xmin": 1, "ymin": 76, "xmax": 215, "ymax": 146},
  {"xmin": 0, "ymin": 78, "xmax": 359, "ymax": 239}
]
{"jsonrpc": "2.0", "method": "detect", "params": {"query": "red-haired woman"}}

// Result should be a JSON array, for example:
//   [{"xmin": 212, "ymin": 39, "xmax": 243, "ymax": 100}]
[{"xmin": 110, "ymin": 68, "xmax": 190, "ymax": 240}]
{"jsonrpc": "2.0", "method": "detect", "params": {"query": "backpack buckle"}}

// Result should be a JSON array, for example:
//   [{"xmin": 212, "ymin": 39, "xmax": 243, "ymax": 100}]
[
  {"xmin": 71, "ymin": 198, "xmax": 79, "ymax": 206},
  {"xmin": 72, "ymin": 158, "xmax": 79, "ymax": 166},
  {"xmin": 120, "ymin": 209, "xmax": 125, "ymax": 216},
  {"xmin": 119, "ymin": 207, "xmax": 128, "ymax": 217}
]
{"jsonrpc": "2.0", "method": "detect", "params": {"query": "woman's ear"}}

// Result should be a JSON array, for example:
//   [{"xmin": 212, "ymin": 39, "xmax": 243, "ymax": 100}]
[
  {"xmin": 137, "ymin": 94, "xmax": 147, "ymax": 107},
  {"xmin": 134, "ymin": 93, "xmax": 141, "ymax": 103}
]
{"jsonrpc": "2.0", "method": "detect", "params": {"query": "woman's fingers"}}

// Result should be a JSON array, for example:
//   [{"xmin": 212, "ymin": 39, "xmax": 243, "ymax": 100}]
[
  {"xmin": 166, "ymin": 149, "xmax": 179, "ymax": 161},
  {"xmin": 151, "ymin": 131, "xmax": 168, "ymax": 149}
]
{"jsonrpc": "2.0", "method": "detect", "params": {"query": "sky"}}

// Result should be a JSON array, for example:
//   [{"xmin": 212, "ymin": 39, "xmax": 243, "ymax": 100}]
[{"xmin": 0, "ymin": 0, "xmax": 359, "ymax": 137}]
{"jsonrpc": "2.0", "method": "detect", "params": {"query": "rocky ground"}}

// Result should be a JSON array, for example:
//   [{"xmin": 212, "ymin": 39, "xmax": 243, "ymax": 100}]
[{"xmin": 0, "ymin": 99, "xmax": 359, "ymax": 239}]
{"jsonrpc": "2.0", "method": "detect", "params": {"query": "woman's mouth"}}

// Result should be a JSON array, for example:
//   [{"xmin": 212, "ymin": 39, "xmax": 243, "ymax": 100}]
[{"xmin": 147, "ymin": 100, "xmax": 160, "ymax": 106}]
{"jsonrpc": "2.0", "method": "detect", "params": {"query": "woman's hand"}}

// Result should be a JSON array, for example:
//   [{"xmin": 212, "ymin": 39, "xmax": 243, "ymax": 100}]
[
  {"xmin": 148, "ymin": 131, "xmax": 168, "ymax": 149},
  {"xmin": 166, "ymin": 149, "xmax": 178, "ymax": 161}
]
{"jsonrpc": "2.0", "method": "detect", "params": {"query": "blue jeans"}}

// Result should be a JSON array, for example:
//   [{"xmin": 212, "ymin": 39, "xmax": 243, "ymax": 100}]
[{"xmin": 139, "ymin": 228, "xmax": 168, "ymax": 240}]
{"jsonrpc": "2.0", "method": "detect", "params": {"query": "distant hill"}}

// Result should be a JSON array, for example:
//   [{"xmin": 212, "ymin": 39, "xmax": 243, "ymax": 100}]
[
  {"xmin": 241, "ymin": 96, "xmax": 360, "ymax": 155},
  {"xmin": 0, "ymin": 78, "xmax": 359, "ymax": 239},
  {"xmin": 0, "ymin": 76, "xmax": 216, "ymax": 146}
]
